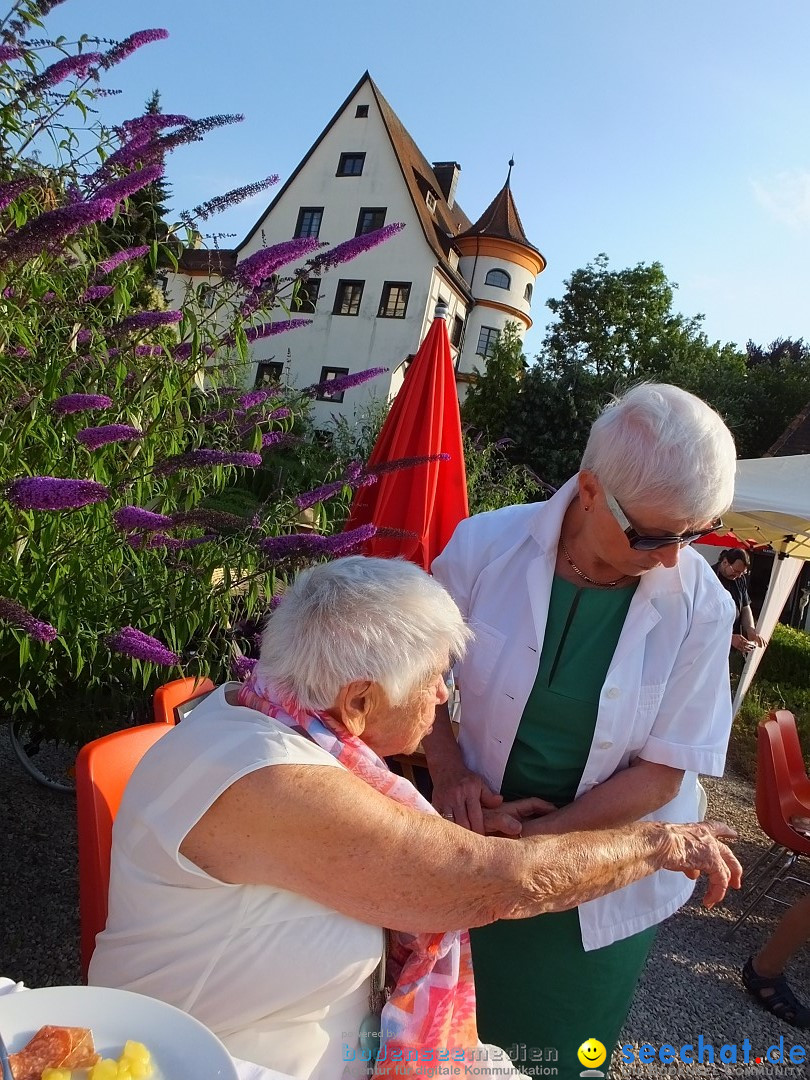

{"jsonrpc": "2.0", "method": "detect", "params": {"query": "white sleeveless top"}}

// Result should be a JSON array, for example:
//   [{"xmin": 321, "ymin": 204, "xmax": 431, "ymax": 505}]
[{"xmin": 89, "ymin": 684, "xmax": 384, "ymax": 1080}]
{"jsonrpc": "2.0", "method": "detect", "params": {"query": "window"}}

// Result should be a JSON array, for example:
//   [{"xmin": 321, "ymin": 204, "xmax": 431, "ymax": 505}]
[
  {"xmin": 294, "ymin": 207, "xmax": 323, "ymax": 239},
  {"xmin": 356, "ymin": 207, "xmax": 386, "ymax": 235},
  {"xmin": 485, "ymin": 268, "xmax": 511, "ymax": 290},
  {"xmin": 425, "ymin": 191, "xmax": 437, "ymax": 212},
  {"xmin": 355, "ymin": 104, "xmax": 369, "ymax": 118},
  {"xmin": 333, "ymin": 279, "xmax": 364, "ymax": 316},
  {"xmin": 451, "ymin": 314, "xmax": 464, "ymax": 347},
  {"xmin": 316, "ymin": 366, "xmax": 350, "ymax": 403},
  {"xmin": 294, "ymin": 276, "xmax": 320, "ymax": 314},
  {"xmin": 378, "ymin": 281, "xmax": 411, "ymax": 319},
  {"xmin": 254, "ymin": 360, "xmax": 284, "ymax": 387},
  {"xmin": 198, "ymin": 283, "xmax": 216, "ymax": 309},
  {"xmin": 476, "ymin": 326, "xmax": 500, "ymax": 359},
  {"xmin": 337, "ymin": 152, "xmax": 365, "ymax": 176},
  {"xmin": 524, "ymin": 282, "xmax": 533, "ymax": 302}
]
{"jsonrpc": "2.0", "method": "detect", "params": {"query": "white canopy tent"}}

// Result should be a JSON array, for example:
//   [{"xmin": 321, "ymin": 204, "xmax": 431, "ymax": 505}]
[{"xmin": 722, "ymin": 455, "xmax": 810, "ymax": 714}]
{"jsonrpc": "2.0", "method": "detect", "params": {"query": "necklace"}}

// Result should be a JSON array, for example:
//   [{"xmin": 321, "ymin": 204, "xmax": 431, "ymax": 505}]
[{"xmin": 561, "ymin": 541, "xmax": 625, "ymax": 589}]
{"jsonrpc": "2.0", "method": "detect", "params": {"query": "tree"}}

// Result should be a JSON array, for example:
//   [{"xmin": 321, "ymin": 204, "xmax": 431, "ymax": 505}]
[
  {"xmin": 741, "ymin": 338, "xmax": 810, "ymax": 458},
  {"xmin": 505, "ymin": 255, "xmax": 754, "ymax": 486},
  {"xmin": 461, "ymin": 320, "xmax": 525, "ymax": 438}
]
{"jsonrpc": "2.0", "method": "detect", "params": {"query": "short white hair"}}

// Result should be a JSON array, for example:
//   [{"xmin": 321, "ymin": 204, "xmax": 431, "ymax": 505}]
[
  {"xmin": 580, "ymin": 383, "xmax": 737, "ymax": 524},
  {"xmin": 257, "ymin": 555, "xmax": 471, "ymax": 710}
]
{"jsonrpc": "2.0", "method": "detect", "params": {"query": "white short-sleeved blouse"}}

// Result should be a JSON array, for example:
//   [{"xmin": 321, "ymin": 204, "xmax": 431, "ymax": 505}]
[{"xmin": 89, "ymin": 684, "xmax": 384, "ymax": 1080}]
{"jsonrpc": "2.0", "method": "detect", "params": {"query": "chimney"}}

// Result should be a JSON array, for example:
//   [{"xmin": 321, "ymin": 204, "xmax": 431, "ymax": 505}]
[{"xmin": 432, "ymin": 161, "xmax": 461, "ymax": 209}]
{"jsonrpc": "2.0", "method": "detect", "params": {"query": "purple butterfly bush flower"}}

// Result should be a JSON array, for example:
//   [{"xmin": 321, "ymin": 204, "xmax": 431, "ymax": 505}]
[
  {"xmin": 232, "ymin": 238, "xmax": 323, "ymax": 291},
  {"xmin": 81, "ymin": 285, "xmax": 114, "ymax": 302},
  {"xmin": 231, "ymin": 654, "xmax": 257, "ymax": 680},
  {"xmin": 75, "ymin": 424, "xmax": 144, "ymax": 450},
  {"xmin": 134, "ymin": 345, "xmax": 165, "ymax": 358},
  {"xmin": 113, "ymin": 505, "xmax": 173, "ymax": 531},
  {"xmin": 172, "ymin": 342, "xmax": 215, "ymax": 361},
  {"xmin": 238, "ymin": 388, "xmax": 276, "ymax": 409},
  {"xmin": 52, "ymin": 393, "xmax": 112, "ymax": 416},
  {"xmin": 259, "ymin": 524, "xmax": 376, "ymax": 561},
  {"xmin": 93, "ymin": 164, "xmax": 165, "ymax": 206},
  {"xmin": 0, "ymin": 45, "xmax": 23, "ymax": 62},
  {"xmin": 28, "ymin": 51, "xmax": 102, "ymax": 93},
  {"xmin": 155, "ymin": 449, "xmax": 263, "ymax": 475},
  {"xmin": 173, "ymin": 508, "xmax": 247, "ymax": 531},
  {"xmin": 110, "ymin": 309, "xmax": 182, "ymax": 336},
  {"xmin": 159, "ymin": 114, "xmax": 244, "ymax": 153},
  {"xmin": 11, "ymin": 345, "xmax": 29, "ymax": 358},
  {"xmin": 191, "ymin": 175, "xmax": 280, "ymax": 222},
  {"xmin": 76, "ymin": 328, "xmax": 92, "ymax": 345},
  {"xmin": 1, "ymin": 286, "xmax": 15, "ymax": 299},
  {"xmin": 0, "ymin": 597, "xmax": 57, "ymax": 644},
  {"xmin": 10, "ymin": 390, "xmax": 36, "ymax": 411},
  {"xmin": 222, "ymin": 319, "xmax": 311, "ymax": 348},
  {"xmin": 294, "ymin": 480, "xmax": 345, "ymax": 511},
  {"xmin": 303, "ymin": 367, "xmax": 387, "ymax": 399},
  {"xmin": 0, "ymin": 177, "xmax": 37, "ymax": 214},
  {"xmin": 118, "ymin": 113, "xmax": 191, "ymax": 144},
  {"xmin": 310, "ymin": 223, "xmax": 405, "ymax": 273},
  {"xmin": 344, "ymin": 460, "xmax": 363, "ymax": 483},
  {"xmin": 261, "ymin": 431, "xmax": 293, "ymax": 449},
  {"xmin": 0, "ymin": 197, "xmax": 117, "ymax": 264},
  {"xmin": 367, "ymin": 452, "xmax": 450, "ymax": 477},
  {"xmin": 7, "ymin": 476, "xmax": 110, "ymax": 510},
  {"xmin": 107, "ymin": 625, "xmax": 179, "ymax": 666},
  {"xmin": 101, "ymin": 29, "xmax": 169, "ymax": 70},
  {"xmin": 96, "ymin": 245, "xmax": 149, "ymax": 275}
]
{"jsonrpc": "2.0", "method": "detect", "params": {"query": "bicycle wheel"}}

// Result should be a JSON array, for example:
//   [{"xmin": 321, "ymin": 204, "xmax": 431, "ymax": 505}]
[{"xmin": 8, "ymin": 719, "xmax": 78, "ymax": 793}]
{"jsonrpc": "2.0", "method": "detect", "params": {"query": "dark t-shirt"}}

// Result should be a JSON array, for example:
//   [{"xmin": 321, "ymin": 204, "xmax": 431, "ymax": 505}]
[{"xmin": 713, "ymin": 565, "xmax": 749, "ymax": 633}]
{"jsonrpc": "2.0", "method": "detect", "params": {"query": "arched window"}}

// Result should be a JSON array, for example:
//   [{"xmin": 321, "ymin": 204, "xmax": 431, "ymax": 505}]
[
  {"xmin": 524, "ymin": 282, "xmax": 533, "ymax": 302},
  {"xmin": 485, "ymin": 268, "xmax": 510, "ymax": 290}
]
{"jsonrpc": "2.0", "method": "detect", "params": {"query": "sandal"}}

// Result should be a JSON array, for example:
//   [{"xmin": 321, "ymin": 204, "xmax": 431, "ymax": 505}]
[{"xmin": 742, "ymin": 957, "xmax": 810, "ymax": 1029}]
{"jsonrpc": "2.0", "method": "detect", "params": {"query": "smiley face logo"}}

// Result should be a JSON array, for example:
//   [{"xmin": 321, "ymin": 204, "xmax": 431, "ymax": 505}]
[{"xmin": 577, "ymin": 1038, "xmax": 607, "ymax": 1071}]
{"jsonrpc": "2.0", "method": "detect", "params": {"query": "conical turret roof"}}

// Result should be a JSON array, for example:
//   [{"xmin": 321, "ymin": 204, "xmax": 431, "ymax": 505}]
[{"xmin": 456, "ymin": 164, "xmax": 542, "ymax": 257}]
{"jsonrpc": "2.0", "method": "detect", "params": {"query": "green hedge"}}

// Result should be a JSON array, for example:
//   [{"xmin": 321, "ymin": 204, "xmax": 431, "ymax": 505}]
[{"xmin": 730, "ymin": 623, "xmax": 810, "ymax": 778}]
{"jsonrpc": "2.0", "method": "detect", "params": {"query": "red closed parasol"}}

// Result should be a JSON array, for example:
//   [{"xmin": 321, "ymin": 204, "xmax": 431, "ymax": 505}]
[{"xmin": 344, "ymin": 303, "xmax": 468, "ymax": 570}]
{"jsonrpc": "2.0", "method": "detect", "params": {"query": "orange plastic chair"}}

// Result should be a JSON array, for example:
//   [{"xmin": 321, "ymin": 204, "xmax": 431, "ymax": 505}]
[
  {"xmin": 726, "ymin": 716, "xmax": 810, "ymax": 938},
  {"xmin": 152, "ymin": 675, "xmax": 215, "ymax": 726},
  {"xmin": 771, "ymin": 710, "xmax": 810, "ymax": 804},
  {"xmin": 75, "ymin": 723, "xmax": 172, "ymax": 982}
]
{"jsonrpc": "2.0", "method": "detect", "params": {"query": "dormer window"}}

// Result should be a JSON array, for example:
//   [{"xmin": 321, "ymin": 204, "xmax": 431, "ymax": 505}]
[
  {"xmin": 337, "ymin": 152, "xmax": 365, "ymax": 177},
  {"xmin": 425, "ymin": 191, "xmax": 437, "ymax": 212},
  {"xmin": 485, "ymin": 268, "xmax": 511, "ymax": 290}
]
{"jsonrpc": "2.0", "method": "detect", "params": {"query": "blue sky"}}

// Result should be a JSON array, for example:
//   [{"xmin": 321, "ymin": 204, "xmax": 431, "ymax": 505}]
[{"xmin": 46, "ymin": 0, "xmax": 810, "ymax": 357}]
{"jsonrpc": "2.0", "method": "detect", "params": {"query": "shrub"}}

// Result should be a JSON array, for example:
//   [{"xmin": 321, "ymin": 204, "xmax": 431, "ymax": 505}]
[{"xmin": 0, "ymin": 2, "xmax": 399, "ymax": 741}]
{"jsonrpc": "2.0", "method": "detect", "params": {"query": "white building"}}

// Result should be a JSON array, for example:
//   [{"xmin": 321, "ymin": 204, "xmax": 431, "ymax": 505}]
[{"xmin": 171, "ymin": 72, "xmax": 546, "ymax": 423}]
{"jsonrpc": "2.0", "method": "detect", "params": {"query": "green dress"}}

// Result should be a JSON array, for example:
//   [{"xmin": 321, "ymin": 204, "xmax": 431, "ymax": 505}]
[{"xmin": 470, "ymin": 575, "xmax": 655, "ymax": 1079}]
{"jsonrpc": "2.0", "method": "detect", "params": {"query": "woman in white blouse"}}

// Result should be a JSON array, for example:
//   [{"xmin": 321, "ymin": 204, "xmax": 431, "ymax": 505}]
[
  {"xmin": 90, "ymin": 554, "xmax": 740, "ymax": 1080},
  {"xmin": 427, "ymin": 383, "xmax": 739, "ymax": 1078}
]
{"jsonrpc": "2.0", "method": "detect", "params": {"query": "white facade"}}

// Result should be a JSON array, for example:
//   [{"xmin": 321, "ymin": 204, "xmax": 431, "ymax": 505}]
[{"xmin": 169, "ymin": 74, "xmax": 544, "ymax": 424}]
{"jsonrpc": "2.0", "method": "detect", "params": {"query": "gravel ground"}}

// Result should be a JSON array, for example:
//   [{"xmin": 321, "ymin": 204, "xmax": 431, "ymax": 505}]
[{"xmin": 1, "ymin": 730, "xmax": 809, "ymax": 1077}]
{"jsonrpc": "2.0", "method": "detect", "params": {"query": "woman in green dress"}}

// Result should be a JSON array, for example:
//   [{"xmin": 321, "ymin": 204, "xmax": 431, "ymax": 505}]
[{"xmin": 427, "ymin": 384, "xmax": 739, "ymax": 1078}]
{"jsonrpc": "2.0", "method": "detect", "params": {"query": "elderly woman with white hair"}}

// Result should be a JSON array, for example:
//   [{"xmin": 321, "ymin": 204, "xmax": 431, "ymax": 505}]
[
  {"xmin": 90, "ymin": 554, "xmax": 740, "ymax": 1080},
  {"xmin": 426, "ymin": 383, "xmax": 740, "ymax": 1077}
]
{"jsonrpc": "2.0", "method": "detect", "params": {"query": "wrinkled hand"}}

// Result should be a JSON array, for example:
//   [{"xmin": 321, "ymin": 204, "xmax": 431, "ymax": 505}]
[
  {"xmin": 432, "ymin": 766, "xmax": 505, "ymax": 834},
  {"xmin": 482, "ymin": 797, "xmax": 557, "ymax": 837},
  {"xmin": 656, "ymin": 820, "xmax": 742, "ymax": 908}
]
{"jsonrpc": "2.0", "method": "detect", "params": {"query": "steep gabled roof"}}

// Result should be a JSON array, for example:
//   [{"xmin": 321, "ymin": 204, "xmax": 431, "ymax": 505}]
[
  {"xmin": 234, "ymin": 72, "xmax": 473, "ymax": 300},
  {"xmin": 456, "ymin": 170, "xmax": 542, "ymax": 258},
  {"xmin": 766, "ymin": 400, "xmax": 810, "ymax": 456}
]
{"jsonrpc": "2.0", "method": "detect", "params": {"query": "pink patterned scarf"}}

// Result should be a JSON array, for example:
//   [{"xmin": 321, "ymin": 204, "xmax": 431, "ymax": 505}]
[{"xmin": 238, "ymin": 671, "xmax": 479, "ymax": 1076}]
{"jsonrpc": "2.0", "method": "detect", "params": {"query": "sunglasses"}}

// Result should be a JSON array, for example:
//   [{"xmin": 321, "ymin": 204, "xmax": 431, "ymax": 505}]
[{"xmin": 605, "ymin": 493, "xmax": 722, "ymax": 551}]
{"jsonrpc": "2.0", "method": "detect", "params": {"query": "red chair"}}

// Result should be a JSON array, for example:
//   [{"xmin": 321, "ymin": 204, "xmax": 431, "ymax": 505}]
[
  {"xmin": 725, "ymin": 716, "xmax": 810, "ymax": 938},
  {"xmin": 75, "ymin": 724, "xmax": 172, "ymax": 982},
  {"xmin": 771, "ymin": 710, "xmax": 810, "ymax": 805},
  {"xmin": 152, "ymin": 675, "xmax": 215, "ymax": 726}
]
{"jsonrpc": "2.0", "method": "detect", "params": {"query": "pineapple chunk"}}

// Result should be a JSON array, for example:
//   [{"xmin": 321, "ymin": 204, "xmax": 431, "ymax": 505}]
[
  {"xmin": 122, "ymin": 1041, "xmax": 151, "ymax": 1065},
  {"xmin": 90, "ymin": 1062, "xmax": 119, "ymax": 1080},
  {"xmin": 42, "ymin": 1070, "xmax": 71, "ymax": 1080}
]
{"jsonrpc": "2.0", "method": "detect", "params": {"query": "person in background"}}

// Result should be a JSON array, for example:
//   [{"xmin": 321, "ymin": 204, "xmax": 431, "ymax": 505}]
[
  {"xmin": 427, "ymin": 383, "xmax": 739, "ymax": 1079},
  {"xmin": 712, "ymin": 548, "xmax": 766, "ymax": 655},
  {"xmin": 743, "ymin": 894, "xmax": 810, "ymax": 1028}
]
